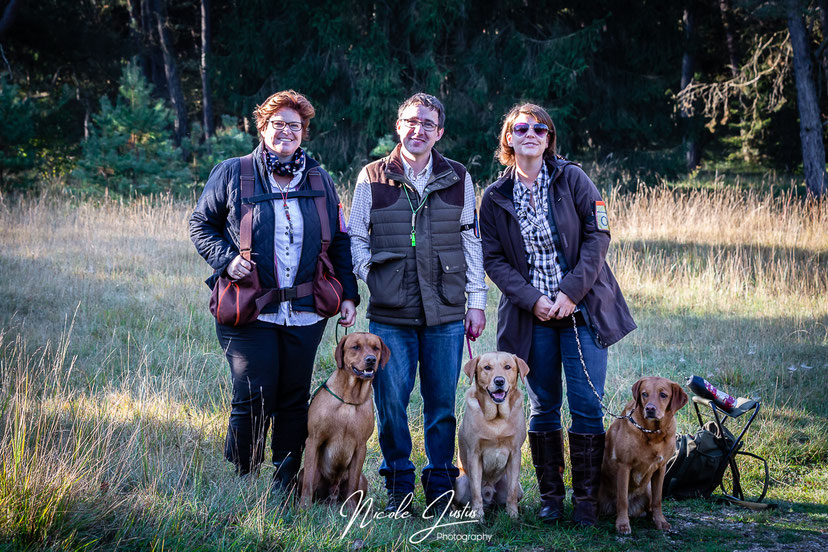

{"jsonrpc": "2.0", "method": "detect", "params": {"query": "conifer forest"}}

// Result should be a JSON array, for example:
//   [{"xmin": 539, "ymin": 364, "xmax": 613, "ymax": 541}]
[{"xmin": 2, "ymin": 0, "xmax": 828, "ymax": 197}]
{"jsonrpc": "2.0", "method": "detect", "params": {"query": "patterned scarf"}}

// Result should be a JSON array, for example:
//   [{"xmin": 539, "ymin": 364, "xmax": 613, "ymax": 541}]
[{"xmin": 263, "ymin": 147, "xmax": 306, "ymax": 177}]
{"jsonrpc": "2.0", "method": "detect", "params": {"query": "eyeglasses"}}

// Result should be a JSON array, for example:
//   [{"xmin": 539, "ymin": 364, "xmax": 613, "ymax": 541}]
[
  {"xmin": 400, "ymin": 118, "xmax": 439, "ymax": 132},
  {"xmin": 512, "ymin": 123, "xmax": 550, "ymax": 137},
  {"xmin": 269, "ymin": 120, "xmax": 303, "ymax": 132}
]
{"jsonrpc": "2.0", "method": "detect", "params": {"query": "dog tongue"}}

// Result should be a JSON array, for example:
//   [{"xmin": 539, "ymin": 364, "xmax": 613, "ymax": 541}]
[{"xmin": 492, "ymin": 390, "xmax": 506, "ymax": 401}]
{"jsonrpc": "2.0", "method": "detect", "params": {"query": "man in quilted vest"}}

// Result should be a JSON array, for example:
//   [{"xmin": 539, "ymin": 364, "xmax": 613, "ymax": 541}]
[{"xmin": 349, "ymin": 93, "xmax": 487, "ymax": 513}]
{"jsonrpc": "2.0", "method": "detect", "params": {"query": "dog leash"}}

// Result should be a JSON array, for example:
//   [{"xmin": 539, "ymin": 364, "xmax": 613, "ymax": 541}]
[
  {"xmin": 465, "ymin": 332, "xmax": 475, "ymax": 360},
  {"xmin": 335, "ymin": 317, "xmax": 351, "ymax": 343},
  {"xmin": 571, "ymin": 314, "xmax": 660, "ymax": 434}
]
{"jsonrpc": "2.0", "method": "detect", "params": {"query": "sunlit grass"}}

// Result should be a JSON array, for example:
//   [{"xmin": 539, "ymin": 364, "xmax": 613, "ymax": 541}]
[{"xmin": 0, "ymin": 180, "xmax": 826, "ymax": 551}]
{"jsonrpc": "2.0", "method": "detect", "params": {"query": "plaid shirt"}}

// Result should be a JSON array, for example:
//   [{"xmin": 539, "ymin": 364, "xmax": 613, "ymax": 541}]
[{"xmin": 513, "ymin": 163, "xmax": 564, "ymax": 300}]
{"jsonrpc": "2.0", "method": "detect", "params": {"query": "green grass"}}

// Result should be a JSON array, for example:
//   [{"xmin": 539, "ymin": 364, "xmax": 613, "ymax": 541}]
[{"xmin": 0, "ymin": 180, "xmax": 826, "ymax": 551}]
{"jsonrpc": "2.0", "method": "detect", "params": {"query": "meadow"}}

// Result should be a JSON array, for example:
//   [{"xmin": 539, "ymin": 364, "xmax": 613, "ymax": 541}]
[{"xmin": 0, "ymin": 176, "xmax": 826, "ymax": 551}]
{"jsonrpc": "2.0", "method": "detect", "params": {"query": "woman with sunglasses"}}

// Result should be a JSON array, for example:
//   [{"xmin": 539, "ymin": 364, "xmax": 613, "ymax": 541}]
[
  {"xmin": 190, "ymin": 90, "xmax": 359, "ymax": 491},
  {"xmin": 479, "ymin": 104, "xmax": 635, "ymax": 525}
]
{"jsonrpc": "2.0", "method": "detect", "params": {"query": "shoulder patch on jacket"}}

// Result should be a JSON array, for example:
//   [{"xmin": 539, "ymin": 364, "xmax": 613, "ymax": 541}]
[{"xmin": 595, "ymin": 201, "xmax": 610, "ymax": 232}]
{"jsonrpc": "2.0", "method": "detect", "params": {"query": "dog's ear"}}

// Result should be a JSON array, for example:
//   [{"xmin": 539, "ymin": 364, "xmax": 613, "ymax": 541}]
[
  {"xmin": 377, "ymin": 336, "xmax": 391, "ymax": 369},
  {"xmin": 631, "ymin": 378, "xmax": 644, "ymax": 407},
  {"xmin": 334, "ymin": 335, "xmax": 349, "ymax": 369},
  {"xmin": 670, "ymin": 381, "xmax": 689, "ymax": 412},
  {"xmin": 463, "ymin": 356, "xmax": 479, "ymax": 382},
  {"xmin": 514, "ymin": 355, "xmax": 530, "ymax": 384}
]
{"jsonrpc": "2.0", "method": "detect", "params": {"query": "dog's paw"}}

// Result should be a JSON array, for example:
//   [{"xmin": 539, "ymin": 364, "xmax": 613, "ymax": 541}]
[
  {"xmin": 653, "ymin": 516, "xmax": 671, "ymax": 531},
  {"xmin": 471, "ymin": 506, "xmax": 485, "ymax": 521},
  {"xmin": 615, "ymin": 518, "xmax": 631, "ymax": 535},
  {"xmin": 506, "ymin": 504, "xmax": 519, "ymax": 519}
]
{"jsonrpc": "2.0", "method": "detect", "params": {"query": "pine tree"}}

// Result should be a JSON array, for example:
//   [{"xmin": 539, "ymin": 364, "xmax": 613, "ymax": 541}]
[
  {"xmin": 0, "ymin": 76, "xmax": 38, "ymax": 188},
  {"xmin": 74, "ymin": 61, "xmax": 190, "ymax": 195}
]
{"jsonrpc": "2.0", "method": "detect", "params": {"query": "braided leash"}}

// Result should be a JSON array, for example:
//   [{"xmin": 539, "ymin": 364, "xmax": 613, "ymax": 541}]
[{"xmin": 571, "ymin": 313, "xmax": 660, "ymax": 434}]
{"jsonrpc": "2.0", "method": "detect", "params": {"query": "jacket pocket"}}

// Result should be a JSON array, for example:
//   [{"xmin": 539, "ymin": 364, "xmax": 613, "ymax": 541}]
[
  {"xmin": 367, "ymin": 251, "xmax": 407, "ymax": 308},
  {"xmin": 437, "ymin": 250, "xmax": 467, "ymax": 306}
]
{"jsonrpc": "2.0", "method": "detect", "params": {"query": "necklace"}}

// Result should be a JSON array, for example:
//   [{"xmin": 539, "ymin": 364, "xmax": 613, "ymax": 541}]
[{"xmin": 273, "ymin": 177, "xmax": 295, "ymax": 244}]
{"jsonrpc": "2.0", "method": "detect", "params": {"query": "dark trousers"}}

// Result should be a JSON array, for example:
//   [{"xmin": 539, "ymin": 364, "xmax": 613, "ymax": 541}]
[{"xmin": 216, "ymin": 318, "xmax": 327, "ymax": 473}]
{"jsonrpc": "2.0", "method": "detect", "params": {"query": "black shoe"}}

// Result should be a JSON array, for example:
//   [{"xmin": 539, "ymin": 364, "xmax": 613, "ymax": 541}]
[
  {"xmin": 385, "ymin": 491, "xmax": 415, "ymax": 515},
  {"xmin": 270, "ymin": 453, "xmax": 300, "ymax": 495},
  {"xmin": 424, "ymin": 492, "xmax": 454, "ymax": 518}
]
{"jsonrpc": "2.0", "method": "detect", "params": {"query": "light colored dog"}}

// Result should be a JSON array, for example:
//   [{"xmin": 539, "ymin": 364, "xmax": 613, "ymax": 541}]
[
  {"xmin": 298, "ymin": 332, "xmax": 390, "ymax": 509},
  {"xmin": 598, "ymin": 376, "xmax": 688, "ymax": 534},
  {"xmin": 454, "ymin": 352, "xmax": 529, "ymax": 519}
]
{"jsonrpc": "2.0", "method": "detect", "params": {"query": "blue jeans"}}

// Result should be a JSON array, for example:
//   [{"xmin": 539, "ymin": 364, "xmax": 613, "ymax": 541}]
[
  {"xmin": 369, "ymin": 320, "xmax": 464, "ymax": 498},
  {"xmin": 526, "ymin": 322, "xmax": 608, "ymax": 435}
]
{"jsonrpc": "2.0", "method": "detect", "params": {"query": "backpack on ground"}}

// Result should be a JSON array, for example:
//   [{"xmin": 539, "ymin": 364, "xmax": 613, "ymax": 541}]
[{"xmin": 663, "ymin": 392, "xmax": 774, "ymax": 510}]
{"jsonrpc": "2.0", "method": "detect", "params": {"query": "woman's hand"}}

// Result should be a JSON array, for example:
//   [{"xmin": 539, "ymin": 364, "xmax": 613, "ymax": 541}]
[
  {"xmin": 227, "ymin": 255, "xmax": 252, "ymax": 280},
  {"xmin": 549, "ymin": 292, "xmax": 576, "ymax": 319},
  {"xmin": 532, "ymin": 295, "xmax": 555, "ymax": 321},
  {"xmin": 339, "ymin": 300, "xmax": 356, "ymax": 327}
]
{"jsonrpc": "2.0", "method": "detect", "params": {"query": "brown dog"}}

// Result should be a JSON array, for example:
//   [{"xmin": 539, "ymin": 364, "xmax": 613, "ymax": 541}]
[
  {"xmin": 454, "ymin": 352, "xmax": 530, "ymax": 519},
  {"xmin": 298, "ymin": 332, "xmax": 390, "ymax": 509},
  {"xmin": 598, "ymin": 376, "xmax": 688, "ymax": 534}
]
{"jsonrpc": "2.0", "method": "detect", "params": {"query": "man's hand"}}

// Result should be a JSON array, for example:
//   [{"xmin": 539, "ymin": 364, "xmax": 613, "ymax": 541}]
[
  {"xmin": 549, "ymin": 292, "xmax": 576, "ymax": 319},
  {"xmin": 464, "ymin": 308, "xmax": 486, "ymax": 339},
  {"xmin": 339, "ymin": 300, "xmax": 356, "ymax": 327}
]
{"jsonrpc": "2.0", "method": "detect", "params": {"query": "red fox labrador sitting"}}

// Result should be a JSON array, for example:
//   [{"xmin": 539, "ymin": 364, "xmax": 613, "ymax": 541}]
[
  {"xmin": 298, "ymin": 332, "xmax": 390, "ymax": 510},
  {"xmin": 598, "ymin": 376, "xmax": 688, "ymax": 534}
]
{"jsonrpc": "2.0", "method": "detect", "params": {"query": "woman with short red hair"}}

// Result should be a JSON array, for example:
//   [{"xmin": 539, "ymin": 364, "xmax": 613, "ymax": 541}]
[{"xmin": 190, "ymin": 90, "xmax": 359, "ymax": 491}]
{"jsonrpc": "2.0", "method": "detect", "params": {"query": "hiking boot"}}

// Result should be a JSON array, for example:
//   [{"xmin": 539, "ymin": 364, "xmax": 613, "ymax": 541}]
[
  {"xmin": 385, "ymin": 490, "xmax": 415, "ymax": 515},
  {"xmin": 424, "ymin": 492, "xmax": 454, "ymax": 518},
  {"xmin": 270, "ymin": 452, "xmax": 300, "ymax": 495}
]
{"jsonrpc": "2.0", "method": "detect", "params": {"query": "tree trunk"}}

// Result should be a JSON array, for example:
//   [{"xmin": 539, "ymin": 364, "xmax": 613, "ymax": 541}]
[
  {"xmin": 0, "ymin": 0, "xmax": 21, "ymax": 38},
  {"xmin": 200, "ymin": 0, "xmax": 214, "ymax": 141},
  {"xmin": 787, "ymin": 0, "xmax": 826, "ymax": 198},
  {"xmin": 718, "ymin": 0, "xmax": 740, "ymax": 78},
  {"xmin": 819, "ymin": 0, "xmax": 828, "ymax": 98},
  {"xmin": 681, "ymin": 2, "xmax": 701, "ymax": 170},
  {"xmin": 140, "ymin": 0, "xmax": 167, "ymax": 96},
  {"xmin": 150, "ymin": 0, "xmax": 188, "ymax": 150}
]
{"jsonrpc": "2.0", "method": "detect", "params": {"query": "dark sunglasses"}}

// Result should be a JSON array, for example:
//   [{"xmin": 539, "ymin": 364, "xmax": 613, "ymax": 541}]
[{"xmin": 512, "ymin": 123, "xmax": 550, "ymax": 137}]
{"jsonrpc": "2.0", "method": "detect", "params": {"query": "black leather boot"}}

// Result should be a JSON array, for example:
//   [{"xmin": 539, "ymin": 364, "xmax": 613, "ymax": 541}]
[
  {"xmin": 528, "ymin": 430, "xmax": 566, "ymax": 523},
  {"xmin": 270, "ymin": 451, "xmax": 300, "ymax": 495},
  {"xmin": 568, "ymin": 431, "xmax": 605, "ymax": 526}
]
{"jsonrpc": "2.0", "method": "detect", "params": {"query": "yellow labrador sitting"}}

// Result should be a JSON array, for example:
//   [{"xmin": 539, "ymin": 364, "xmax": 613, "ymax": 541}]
[
  {"xmin": 454, "ymin": 352, "xmax": 530, "ymax": 519},
  {"xmin": 298, "ymin": 332, "xmax": 390, "ymax": 510}
]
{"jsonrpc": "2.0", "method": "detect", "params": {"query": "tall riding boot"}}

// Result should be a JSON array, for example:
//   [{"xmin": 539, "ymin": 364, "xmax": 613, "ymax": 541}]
[
  {"xmin": 270, "ymin": 451, "xmax": 301, "ymax": 495},
  {"xmin": 528, "ymin": 430, "xmax": 566, "ymax": 523},
  {"xmin": 568, "ymin": 431, "xmax": 605, "ymax": 526}
]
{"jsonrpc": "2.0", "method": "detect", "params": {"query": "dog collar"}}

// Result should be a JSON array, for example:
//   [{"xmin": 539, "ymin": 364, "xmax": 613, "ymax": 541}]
[
  {"xmin": 625, "ymin": 407, "xmax": 661, "ymax": 434},
  {"xmin": 313, "ymin": 382, "xmax": 362, "ymax": 406}
]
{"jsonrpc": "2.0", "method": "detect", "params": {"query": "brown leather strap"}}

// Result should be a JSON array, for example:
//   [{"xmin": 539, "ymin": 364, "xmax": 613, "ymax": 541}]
[
  {"xmin": 238, "ymin": 154, "xmax": 255, "ymax": 261},
  {"xmin": 255, "ymin": 282, "xmax": 313, "ymax": 311},
  {"xmin": 307, "ymin": 169, "xmax": 331, "ymax": 255}
]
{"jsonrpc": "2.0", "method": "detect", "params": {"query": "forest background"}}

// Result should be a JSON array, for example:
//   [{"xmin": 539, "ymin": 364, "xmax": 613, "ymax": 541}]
[
  {"xmin": 1, "ymin": 1, "xmax": 827, "ymax": 551},
  {"xmin": 2, "ymin": 0, "xmax": 828, "ymax": 197}
]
